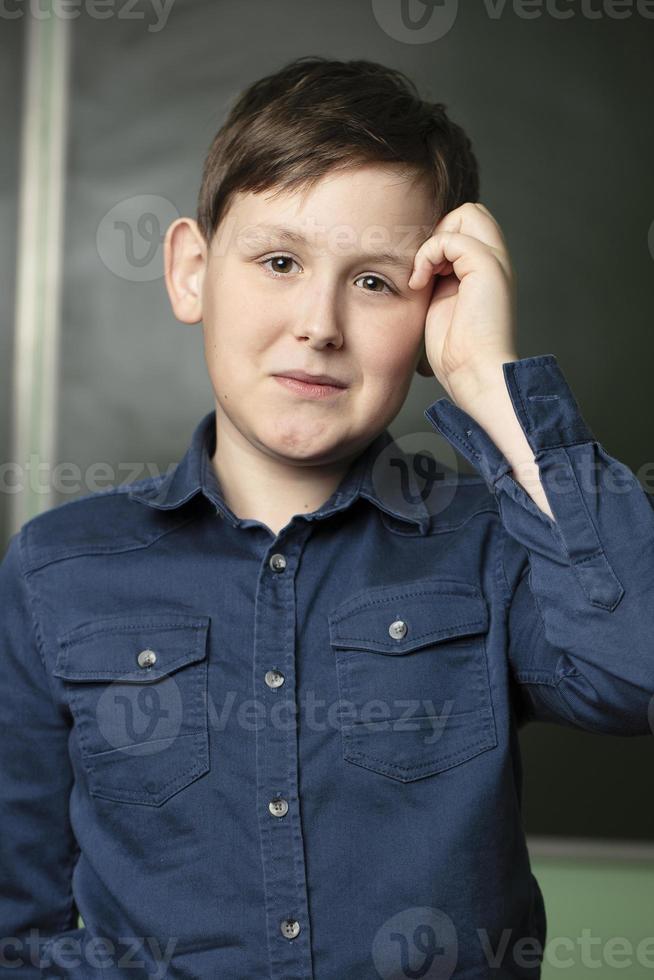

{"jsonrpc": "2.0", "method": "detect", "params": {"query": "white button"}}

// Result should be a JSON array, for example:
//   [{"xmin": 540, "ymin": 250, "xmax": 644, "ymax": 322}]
[
  {"xmin": 137, "ymin": 649, "xmax": 157, "ymax": 668},
  {"xmin": 265, "ymin": 669, "xmax": 285, "ymax": 689},
  {"xmin": 269, "ymin": 797, "xmax": 289, "ymax": 818},
  {"xmin": 280, "ymin": 918, "xmax": 300, "ymax": 939},
  {"xmin": 388, "ymin": 620, "xmax": 407, "ymax": 640},
  {"xmin": 269, "ymin": 553, "xmax": 287, "ymax": 572}
]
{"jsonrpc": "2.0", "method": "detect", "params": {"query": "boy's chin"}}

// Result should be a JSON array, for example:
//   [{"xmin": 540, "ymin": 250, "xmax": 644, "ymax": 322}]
[{"xmin": 254, "ymin": 421, "xmax": 355, "ymax": 466}]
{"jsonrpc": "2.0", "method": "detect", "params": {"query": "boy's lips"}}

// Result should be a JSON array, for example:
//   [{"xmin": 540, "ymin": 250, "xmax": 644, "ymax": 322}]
[
  {"xmin": 272, "ymin": 374, "xmax": 349, "ymax": 400},
  {"xmin": 273, "ymin": 369, "xmax": 348, "ymax": 387}
]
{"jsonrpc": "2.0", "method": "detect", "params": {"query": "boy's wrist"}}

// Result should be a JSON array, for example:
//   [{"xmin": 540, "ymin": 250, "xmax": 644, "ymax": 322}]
[{"xmin": 442, "ymin": 352, "xmax": 519, "ymax": 411}]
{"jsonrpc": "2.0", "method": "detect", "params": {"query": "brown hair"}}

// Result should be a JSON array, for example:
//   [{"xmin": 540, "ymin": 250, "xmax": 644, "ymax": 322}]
[{"xmin": 196, "ymin": 56, "xmax": 479, "ymax": 244}]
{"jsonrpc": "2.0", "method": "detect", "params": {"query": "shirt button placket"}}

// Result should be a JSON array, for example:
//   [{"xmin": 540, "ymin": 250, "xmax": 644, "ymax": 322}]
[{"xmin": 255, "ymin": 538, "xmax": 314, "ymax": 979}]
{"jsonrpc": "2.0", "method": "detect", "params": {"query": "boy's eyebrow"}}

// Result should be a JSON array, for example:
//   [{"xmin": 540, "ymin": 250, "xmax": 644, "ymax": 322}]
[{"xmin": 244, "ymin": 223, "xmax": 416, "ymax": 271}]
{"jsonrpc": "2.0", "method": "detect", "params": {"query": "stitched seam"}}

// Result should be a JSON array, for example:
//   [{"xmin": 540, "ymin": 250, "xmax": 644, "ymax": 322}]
[
  {"xmin": 55, "ymin": 658, "xmax": 202, "ymax": 680},
  {"xmin": 59, "ymin": 621, "xmax": 207, "ymax": 647},
  {"xmin": 90, "ymin": 758, "xmax": 209, "ymax": 804},
  {"xmin": 561, "ymin": 445, "xmax": 606, "ymax": 558},
  {"xmin": 535, "ymin": 437, "xmax": 595, "ymax": 452},
  {"xmin": 334, "ymin": 620, "xmax": 485, "ymax": 644},
  {"xmin": 512, "ymin": 673, "xmax": 568, "ymax": 687},
  {"xmin": 518, "ymin": 359, "xmax": 556, "ymax": 367},
  {"xmin": 524, "ymin": 567, "xmax": 552, "ymax": 668},
  {"xmin": 509, "ymin": 363, "xmax": 530, "ymax": 433},
  {"xmin": 17, "ymin": 531, "xmax": 53, "ymax": 682},
  {"xmin": 429, "ymin": 415, "xmax": 480, "ymax": 460},
  {"xmin": 346, "ymin": 734, "xmax": 494, "ymax": 772},
  {"xmin": 383, "ymin": 503, "xmax": 500, "ymax": 537},
  {"xmin": 571, "ymin": 549, "xmax": 605, "ymax": 566},
  {"xmin": 17, "ymin": 528, "xmax": 79, "ymax": 933},
  {"xmin": 331, "ymin": 586, "xmax": 481, "ymax": 621},
  {"xmin": 20, "ymin": 473, "xmax": 171, "ymax": 523},
  {"xmin": 23, "ymin": 512, "xmax": 202, "ymax": 574},
  {"xmin": 497, "ymin": 523, "xmax": 529, "ymax": 605}
]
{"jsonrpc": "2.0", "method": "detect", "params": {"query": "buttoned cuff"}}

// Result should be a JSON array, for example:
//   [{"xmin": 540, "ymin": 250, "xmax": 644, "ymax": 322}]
[
  {"xmin": 423, "ymin": 354, "xmax": 628, "ymax": 607},
  {"xmin": 423, "ymin": 354, "xmax": 595, "ymax": 491}
]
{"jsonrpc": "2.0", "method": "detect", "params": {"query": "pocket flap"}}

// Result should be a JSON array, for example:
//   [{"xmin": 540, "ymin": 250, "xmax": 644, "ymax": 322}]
[
  {"xmin": 328, "ymin": 580, "xmax": 488, "ymax": 655},
  {"xmin": 53, "ymin": 614, "xmax": 210, "ymax": 682}
]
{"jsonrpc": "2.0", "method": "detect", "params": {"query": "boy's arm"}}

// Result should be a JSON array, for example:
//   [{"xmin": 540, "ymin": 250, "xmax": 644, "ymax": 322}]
[
  {"xmin": 0, "ymin": 529, "xmax": 80, "ymax": 976},
  {"xmin": 424, "ymin": 353, "xmax": 654, "ymax": 736}
]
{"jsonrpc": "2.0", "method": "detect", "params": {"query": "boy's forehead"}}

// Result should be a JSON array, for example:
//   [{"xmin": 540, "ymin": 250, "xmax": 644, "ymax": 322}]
[
  {"xmin": 242, "ymin": 166, "xmax": 428, "ymax": 213},
  {"xmin": 224, "ymin": 166, "xmax": 431, "ymax": 231}
]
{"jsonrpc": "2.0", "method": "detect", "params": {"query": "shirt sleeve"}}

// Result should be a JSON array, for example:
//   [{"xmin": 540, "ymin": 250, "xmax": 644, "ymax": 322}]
[
  {"xmin": 0, "ymin": 528, "xmax": 80, "ymax": 976},
  {"xmin": 424, "ymin": 353, "xmax": 654, "ymax": 736}
]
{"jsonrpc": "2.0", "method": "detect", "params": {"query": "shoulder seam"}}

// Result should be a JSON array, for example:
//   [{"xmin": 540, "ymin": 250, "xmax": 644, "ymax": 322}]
[
  {"xmin": 21, "ymin": 475, "xmax": 168, "ymax": 528},
  {"xmin": 22, "ymin": 512, "xmax": 202, "ymax": 575}
]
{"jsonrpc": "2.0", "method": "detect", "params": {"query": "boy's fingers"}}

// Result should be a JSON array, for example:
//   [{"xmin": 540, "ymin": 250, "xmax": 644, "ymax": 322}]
[
  {"xmin": 431, "ymin": 201, "xmax": 506, "ymax": 252},
  {"xmin": 409, "ymin": 231, "xmax": 506, "ymax": 289}
]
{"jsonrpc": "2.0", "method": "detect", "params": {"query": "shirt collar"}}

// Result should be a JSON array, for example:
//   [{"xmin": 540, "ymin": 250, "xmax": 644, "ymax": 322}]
[{"xmin": 128, "ymin": 409, "xmax": 431, "ymax": 533}]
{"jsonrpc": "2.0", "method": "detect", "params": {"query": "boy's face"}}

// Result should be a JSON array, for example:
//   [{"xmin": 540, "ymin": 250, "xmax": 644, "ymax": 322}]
[{"xmin": 165, "ymin": 162, "xmax": 437, "ymax": 468}]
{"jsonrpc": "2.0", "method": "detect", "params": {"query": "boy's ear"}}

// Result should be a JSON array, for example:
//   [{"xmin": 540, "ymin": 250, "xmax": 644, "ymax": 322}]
[{"xmin": 163, "ymin": 217, "xmax": 207, "ymax": 324}]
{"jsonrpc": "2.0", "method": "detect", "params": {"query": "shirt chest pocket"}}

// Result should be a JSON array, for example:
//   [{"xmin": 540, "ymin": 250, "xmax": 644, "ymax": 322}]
[
  {"xmin": 52, "ymin": 614, "xmax": 211, "ymax": 806},
  {"xmin": 328, "ymin": 579, "xmax": 497, "ymax": 782}
]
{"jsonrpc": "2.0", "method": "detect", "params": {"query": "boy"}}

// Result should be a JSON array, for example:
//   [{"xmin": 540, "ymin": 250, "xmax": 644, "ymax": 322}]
[{"xmin": 1, "ymin": 55, "xmax": 653, "ymax": 979}]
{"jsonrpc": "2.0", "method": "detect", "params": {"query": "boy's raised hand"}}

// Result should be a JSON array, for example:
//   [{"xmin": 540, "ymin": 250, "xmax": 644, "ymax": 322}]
[{"xmin": 409, "ymin": 202, "xmax": 519, "ymax": 401}]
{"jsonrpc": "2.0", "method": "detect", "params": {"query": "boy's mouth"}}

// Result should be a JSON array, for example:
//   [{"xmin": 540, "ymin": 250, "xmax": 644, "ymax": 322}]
[
  {"xmin": 272, "ymin": 371, "xmax": 349, "ymax": 400},
  {"xmin": 273, "ymin": 369, "xmax": 348, "ymax": 387}
]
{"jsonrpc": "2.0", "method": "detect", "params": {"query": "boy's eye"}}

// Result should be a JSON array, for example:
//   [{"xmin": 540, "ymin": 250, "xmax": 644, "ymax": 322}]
[
  {"xmin": 259, "ymin": 255, "xmax": 300, "ymax": 276},
  {"xmin": 258, "ymin": 254, "xmax": 396, "ymax": 296},
  {"xmin": 354, "ymin": 274, "xmax": 394, "ymax": 295}
]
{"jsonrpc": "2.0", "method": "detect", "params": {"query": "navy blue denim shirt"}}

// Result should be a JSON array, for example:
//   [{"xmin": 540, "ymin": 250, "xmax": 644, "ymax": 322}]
[{"xmin": 2, "ymin": 354, "xmax": 653, "ymax": 979}]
